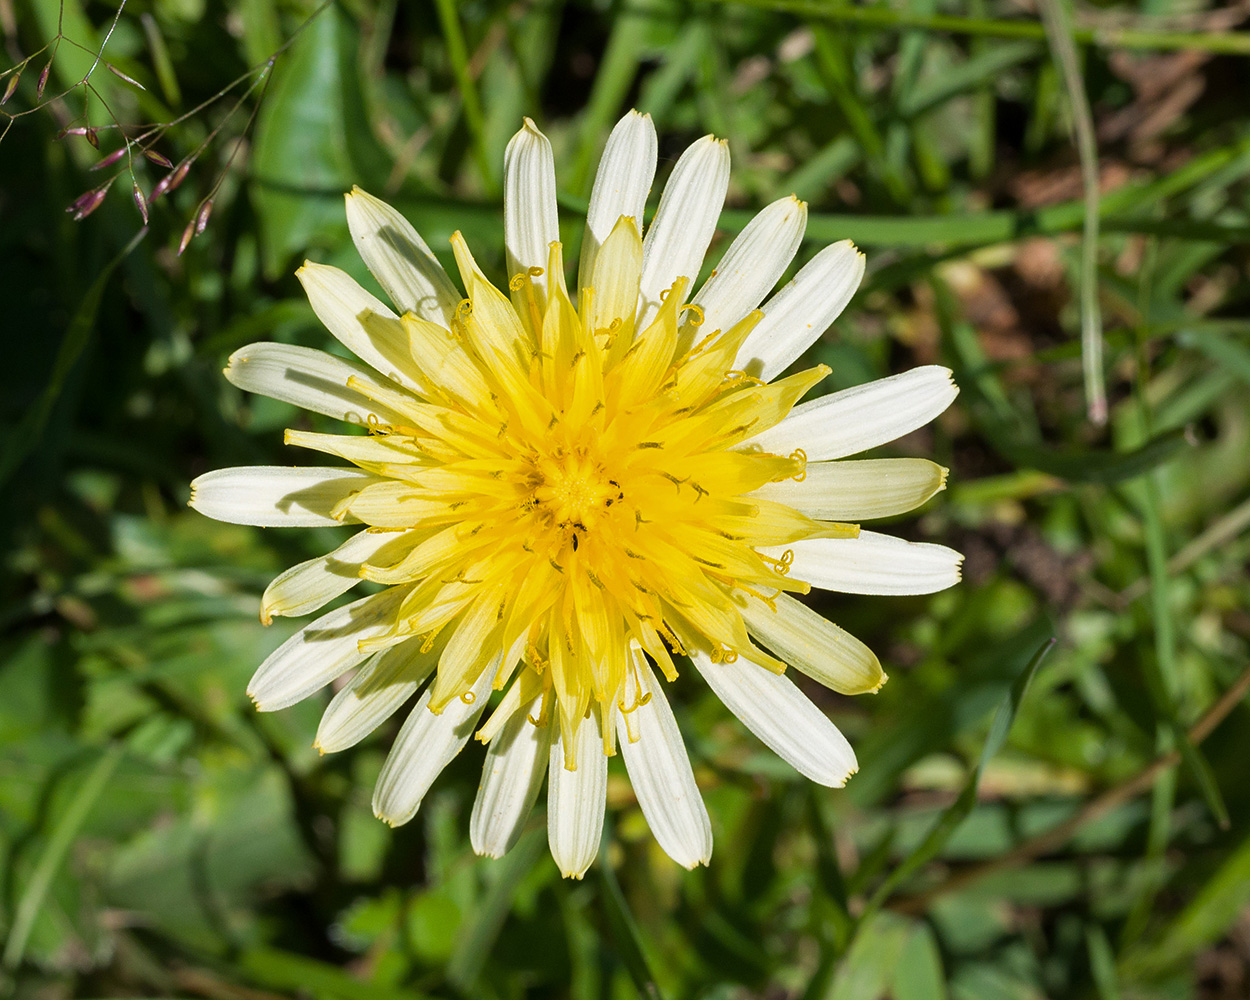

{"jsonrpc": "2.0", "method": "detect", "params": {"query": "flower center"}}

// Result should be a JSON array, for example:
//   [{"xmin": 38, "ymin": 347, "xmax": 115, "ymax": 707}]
[
  {"xmin": 529, "ymin": 448, "xmax": 617, "ymax": 540},
  {"xmin": 317, "ymin": 228, "xmax": 856, "ymax": 764}
]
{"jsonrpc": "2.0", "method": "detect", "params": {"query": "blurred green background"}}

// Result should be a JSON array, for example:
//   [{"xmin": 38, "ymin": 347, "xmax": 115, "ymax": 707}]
[{"xmin": 4, "ymin": 0, "xmax": 1250, "ymax": 997}]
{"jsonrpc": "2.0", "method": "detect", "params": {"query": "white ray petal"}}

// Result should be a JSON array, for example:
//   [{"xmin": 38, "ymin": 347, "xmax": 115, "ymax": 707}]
[
  {"xmin": 224, "ymin": 343, "xmax": 414, "ymax": 428},
  {"xmin": 616, "ymin": 659, "xmax": 712, "ymax": 869},
  {"xmin": 741, "ymin": 593, "xmax": 884, "ymax": 696},
  {"xmin": 746, "ymin": 366, "xmax": 958, "ymax": 460},
  {"xmin": 345, "ymin": 186, "xmax": 462, "ymax": 325},
  {"xmin": 691, "ymin": 649, "xmax": 857, "ymax": 787},
  {"xmin": 504, "ymin": 118, "xmax": 559, "ymax": 309},
  {"xmin": 734, "ymin": 240, "xmax": 864, "ymax": 381},
  {"xmin": 296, "ymin": 262, "xmax": 425, "ymax": 393},
  {"xmin": 261, "ymin": 528, "xmax": 413, "ymax": 623},
  {"xmin": 637, "ymin": 135, "xmax": 730, "ymax": 329},
  {"xmin": 693, "ymin": 195, "xmax": 807, "ymax": 335},
  {"xmin": 750, "ymin": 458, "xmax": 947, "ymax": 520},
  {"xmin": 247, "ymin": 587, "xmax": 408, "ymax": 712},
  {"xmin": 761, "ymin": 531, "xmax": 964, "ymax": 596},
  {"xmin": 372, "ymin": 666, "xmax": 495, "ymax": 827},
  {"xmin": 315, "ymin": 638, "xmax": 436, "ymax": 752},
  {"xmin": 189, "ymin": 466, "xmax": 378, "ymax": 527},
  {"xmin": 578, "ymin": 109, "xmax": 657, "ymax": 290},
  {"xmin": 547, "ymin": 708, "xmax": 608, "ymax": 879},
  {"xmin": 471, "ymin": 695, "xmax": 553, "ymax": 859}
]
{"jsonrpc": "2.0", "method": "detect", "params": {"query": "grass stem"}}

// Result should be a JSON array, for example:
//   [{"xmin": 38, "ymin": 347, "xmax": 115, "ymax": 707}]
[
  {"xmin": 432, "ymin": 0, "xmax": 497, "ymax": 194},
  {"xmin": 694, "ymin": 0, "xmax": 1250, "ymax": 55},
  {"xmin": 1038, "ymin": 0, "xmax": 1106, "ymax": 425}
]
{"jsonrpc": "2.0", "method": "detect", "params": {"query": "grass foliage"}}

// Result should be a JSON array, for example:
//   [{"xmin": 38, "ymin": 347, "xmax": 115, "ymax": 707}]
[{"xmin": 3, "ymin": 0, "xmax": 1250, "ymax": 996}]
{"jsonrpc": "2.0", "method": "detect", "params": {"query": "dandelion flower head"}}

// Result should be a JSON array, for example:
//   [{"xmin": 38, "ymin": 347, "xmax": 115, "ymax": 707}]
[{"xmin": 190, "ymin": 111, "xmax": 963, "ymax": 877}]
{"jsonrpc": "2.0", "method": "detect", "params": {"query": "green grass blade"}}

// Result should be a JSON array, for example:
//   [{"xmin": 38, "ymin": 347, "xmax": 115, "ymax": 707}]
[
  {"xmin": 433, "ymin": 0, "xmax": 497, "ymax": 193},
  {"xmin": 3, "ymin": 745, "xmax": 124, "ymax": 970},
  {"xmin": 0, "ymin": 229, "xmax": 144, "ymax": 489},
  {"xmin": 810, "ymin": 26, "xmax": 913, "ymax": 206},
  {"xmin": 1183, "ymin": 331, "xmax": 1250, "ymax": 387},
  {"xmin": 1039, "ymin": 0, "xmax": 1105, "ymax": 424},
  {"xmin": 1000, "ymin": 429, "xmax": 1191, "ymax": 484},
  {"xmin": 900, "ymin": 40, "xmax": 1041, "ymax": 118},
  {"xmin": 1086, "ymin": 924, "xmax": 1122, "ymax": 1000},
  {"xmin": 1127, "ymin": 831, "xmax": 1250, "ymax": 975},
  {"xmin": 569, "ymin": 1, "xmax": 651, "ymax": 195},
  {"xmin": 975, "ymin": 638, "xmax": 1056, "ymax": 778},
  {"xmin": 692, "ymin": 0, "xmax": 1250, "ymax": 54},
  {"xmin": 859, "ymin": 635, "xmax": 1054, "ymax": 920},
  {"xmin": 1138, "ymin": 478, "xmax": 1231, "ymax": 829},
  {"xmin": 446, "ymin": 828, "xmax": 547, "ymax": 990},
  {"xmin": 597, "ymin": 842, "xmax": 666, "ymax": 1000}
]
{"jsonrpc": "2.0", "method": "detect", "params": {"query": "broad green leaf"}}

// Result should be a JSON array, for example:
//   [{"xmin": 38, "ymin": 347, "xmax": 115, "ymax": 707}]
[
  {"xmin": 825, "ymin": 912, "xmax": 912, "ymax": 1000},
  {"xmin": 894, "ymin": 921, "xmax": 949, "ymax": 1000}
]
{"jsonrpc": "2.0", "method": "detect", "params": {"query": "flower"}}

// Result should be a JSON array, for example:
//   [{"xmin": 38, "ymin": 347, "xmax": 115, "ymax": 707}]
[{"xmin": 190, "ymin": 111, "xmax": 962, "ymax": 878}]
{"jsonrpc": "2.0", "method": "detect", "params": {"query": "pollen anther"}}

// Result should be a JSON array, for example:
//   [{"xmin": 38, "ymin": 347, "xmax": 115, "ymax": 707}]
[
  {"xmin": 680, "ymin": 303, "xmax": 705, "ymax": 326},
  {"xmin": 790, "ymin": 448, "xmax": 808, "ymax": 482}
]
